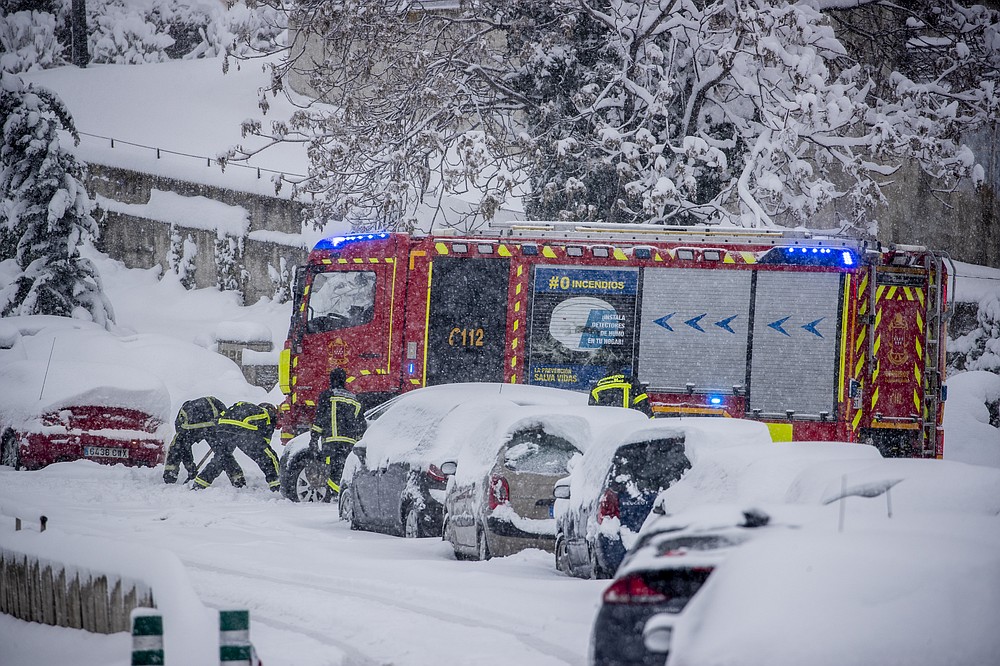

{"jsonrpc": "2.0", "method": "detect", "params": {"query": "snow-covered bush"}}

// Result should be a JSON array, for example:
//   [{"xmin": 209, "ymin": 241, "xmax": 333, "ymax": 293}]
[
  {"xmin": 0, "ymin": 10, "xmax": 66, "ymax": 74},
  {"xmin": 214, "ymin": 233, "xmax": 244, "ymax": 301},
  {"xmin": 267, "ymin": 256, "xmax": 290, "ymax": 304},
  {"xmin": 950, "ymin": 294, "xmax": 1000, "ymax": 375},
  {"xmin": 88, "ymin": 1, "xmax": 175, "ymax": 65},
  {"xmin": 168, "ymin": 227, "xmax": 197, "ymax": 289}
]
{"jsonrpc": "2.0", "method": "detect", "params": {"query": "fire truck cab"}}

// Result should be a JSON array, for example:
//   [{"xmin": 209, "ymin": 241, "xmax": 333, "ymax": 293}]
[{"xmin": 278, "ymin": 222, "xmax": 950, "ymax": 459}]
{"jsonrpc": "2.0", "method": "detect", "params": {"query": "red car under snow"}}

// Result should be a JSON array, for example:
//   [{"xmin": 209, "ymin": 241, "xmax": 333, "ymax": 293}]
[{"xmin": 0, "ymin": 360, "xmax": 170, "ymax": 471}]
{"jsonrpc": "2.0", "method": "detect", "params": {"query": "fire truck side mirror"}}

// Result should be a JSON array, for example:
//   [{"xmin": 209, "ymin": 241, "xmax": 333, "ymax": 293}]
[{"xmin": 941, "ymin": 385, "xmax": 948, "ymax": 402}]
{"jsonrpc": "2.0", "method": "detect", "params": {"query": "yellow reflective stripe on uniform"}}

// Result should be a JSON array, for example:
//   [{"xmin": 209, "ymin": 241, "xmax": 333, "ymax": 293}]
[
  {"xmin": 323, "ymin": 435, "xmax": 358, "ymax": 445},
  {"xmin": 327, "ymin": 479, "xmax": 341, "ymax": 493},
  {"xmin": 265, "ymin": 448, "xmax": 280, "ymax": 478},
  {"xmin": 193, "ymin": 477, "xmax": 211, "ymax": 488},
  {"xmin": 633, "ymin": 393, "xmax": 649, "ymax": 404},
  {"xmin": 218, "ymin": 418, "xmax": 258, "ymax": 430},
  {"xmin": 180, "ymin": 422, "xmax": 215, "ymax": 429}
]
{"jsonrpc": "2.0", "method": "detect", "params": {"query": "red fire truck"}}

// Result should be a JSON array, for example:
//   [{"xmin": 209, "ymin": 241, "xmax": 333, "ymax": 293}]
[{"xmin": 277, "ymin": 221, "xmax": 950, "ymax": 459}]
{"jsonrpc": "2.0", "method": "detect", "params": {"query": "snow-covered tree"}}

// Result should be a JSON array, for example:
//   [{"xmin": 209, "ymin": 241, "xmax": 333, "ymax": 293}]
[
  {"xmin": 0, "ymin": 72, "xmax": 114, "ymax": 325},
  {"xmin": 233, "ymin": 0, "xmax": 999, "ymax": 232}
]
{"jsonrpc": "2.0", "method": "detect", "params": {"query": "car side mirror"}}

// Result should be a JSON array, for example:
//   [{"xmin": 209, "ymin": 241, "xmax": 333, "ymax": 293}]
[
  {"xmin": 553, "ymin": 483, "xmax": 571, "ymax": 500},
  {"xmin": 651, "ymin": 497, "xmax": 666, "ymax": 515},
  {"xmin": 352, "ymin": 443, "xmax": 367, "ymax": 465},
  {"xmin": 440, "ymin": 460, "xmax": 457, "ymax": 476}
]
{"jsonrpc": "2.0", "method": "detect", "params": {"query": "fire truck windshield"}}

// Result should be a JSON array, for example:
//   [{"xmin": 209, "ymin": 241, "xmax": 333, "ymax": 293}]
[{"xmin": 306, "ymin": 270, "xmax": 377, "ymax": 333}]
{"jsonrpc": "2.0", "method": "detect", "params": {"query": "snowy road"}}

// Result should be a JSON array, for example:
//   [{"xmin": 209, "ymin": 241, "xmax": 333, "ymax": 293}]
[{"xmin": 0, "ymin": 460, "xmax": 602, "ymax": 666}]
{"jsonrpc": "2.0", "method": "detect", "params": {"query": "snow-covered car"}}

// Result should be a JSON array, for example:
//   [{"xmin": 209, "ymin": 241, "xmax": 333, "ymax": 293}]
[
  {"xmin": 554, "ymin": 417, "xmax": 778, "ymax": 580},
  {"xmin": 589, "ymin": 504, "xmax": 802, "ymax": 666},
  {"xmin": 338, "ymin": 383, "xmax": 589, "ymax": 537},
  {"xmin": 0, "ymin": 359, "xmax": 171, "ymax": 470},
  {"xmin": 659, "ymin": 519, "xmax": 1000, "ymax": 666},
  {"xmin": 553, "ymin": 422, "xmax": 689, "ymax": 579},
  {"xmin": 442, "ymin": 404, "xmax": 649, "ymax": 560}
]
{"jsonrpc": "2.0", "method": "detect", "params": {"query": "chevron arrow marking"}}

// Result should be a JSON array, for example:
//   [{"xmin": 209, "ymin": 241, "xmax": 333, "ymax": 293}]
[
  {"xmin": 768, "ymin": 316, "xmax": 791, "ymax": 337},
  {"xmin": 685, "ymin": 314, "xmax": 707, "ymax": 332},
  {"xmin": 653, "ymin": 313, "xmax": 675, "ymax": 332},
  {"xmin": 714, "ymin": 315, "xmax": 737, "ymax": 334}
]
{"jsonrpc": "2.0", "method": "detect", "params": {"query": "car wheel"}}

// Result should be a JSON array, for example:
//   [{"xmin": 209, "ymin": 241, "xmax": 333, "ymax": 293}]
[
  {"xmin": 555, "ymin": 535, "xmax": 572, "ymax": 576},
  {"xmin": 280, "ymin": 450, "xmax": 332, "ymax": 503},
  {"xmin": 1, "ymin": 430, "xmax": 20, "ymax": 470},
  {"xmin": 588, "ymin": 542, "xmax": 608, "ymax": 580},
  {"xmin": 339, "ymin": 486, "xmax": 358, "ymax": 530},
  {"xmin": 477, "ymin": 527, "xmax": 492, "ymax": 562},
  {"xmin": 404, "ymin": 504, "xmax": 421, "ymax": 539}
]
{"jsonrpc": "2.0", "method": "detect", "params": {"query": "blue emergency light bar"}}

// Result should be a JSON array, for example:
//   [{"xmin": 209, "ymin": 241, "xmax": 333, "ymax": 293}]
[
  {"xmin": 759, "ymin": 246, "xmax": 858, "ymax": 268},
  {"xmin": 314, "ymin": 232, "xmax": 391, "ymax": 251},
  {"xmin": 708, "ymin": 395, "xmax": 724, "ymax": 406}
]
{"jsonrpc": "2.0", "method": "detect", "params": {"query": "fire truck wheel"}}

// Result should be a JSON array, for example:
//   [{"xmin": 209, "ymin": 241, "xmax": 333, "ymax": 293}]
[{"xmin": 280, "ymin": 449, "xmax": 333, "ymax": 503}]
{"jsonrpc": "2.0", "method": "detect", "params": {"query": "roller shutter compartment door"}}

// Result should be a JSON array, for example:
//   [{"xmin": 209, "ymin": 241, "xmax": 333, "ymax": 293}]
[
  {"xmin": 749, "ymin": 271, "xmax": 843, "ymax": 416},
  {"xmin": 638, "ymin": 268, "xmax": 752, "ymax": 392}
]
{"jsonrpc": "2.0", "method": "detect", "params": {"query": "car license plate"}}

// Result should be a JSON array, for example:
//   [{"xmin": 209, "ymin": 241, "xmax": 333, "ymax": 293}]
[{"xmin": 84, "ymin": 446, "xmax": 129, "ymax": 459}]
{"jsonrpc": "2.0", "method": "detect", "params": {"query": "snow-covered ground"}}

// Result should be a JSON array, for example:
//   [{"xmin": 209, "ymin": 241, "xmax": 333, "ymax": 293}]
[
  {"xmin": 2, "ymin": 53, "xmax": 999, "ymax": 666},
  {"xmin": 1, "ymin": 247, "xmax": 998, "ymax": 666}
]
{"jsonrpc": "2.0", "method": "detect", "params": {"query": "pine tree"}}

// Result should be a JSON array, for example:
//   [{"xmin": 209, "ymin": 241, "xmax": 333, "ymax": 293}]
[{"xmin": 0, "ymin": 72, "xmax": 114, "ymax": 326}]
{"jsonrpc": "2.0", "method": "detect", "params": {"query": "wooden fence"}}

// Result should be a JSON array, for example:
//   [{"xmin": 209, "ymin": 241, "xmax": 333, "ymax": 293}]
[{"xmin": 0, "ymin": 548, "xmax": 154, "ymax": 634}]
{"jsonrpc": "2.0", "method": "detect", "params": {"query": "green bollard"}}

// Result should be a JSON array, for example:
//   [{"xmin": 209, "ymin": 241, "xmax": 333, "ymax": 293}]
[
  {"xmin": 131, "ymin": 609, "xmax": 165, "ymax": 666},
  {"xmin": 219, "ymin": 609, "xmax": 253, "ymax": 665}
]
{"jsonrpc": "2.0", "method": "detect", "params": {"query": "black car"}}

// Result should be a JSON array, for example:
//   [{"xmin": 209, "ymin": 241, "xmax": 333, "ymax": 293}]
[
  {"xmin": 589, "ymin": 505, "xmax": 776, "ymax": 666},
  {"xmin": 554, "ymin": 423, "xmax": 690, "ymax": 579}
]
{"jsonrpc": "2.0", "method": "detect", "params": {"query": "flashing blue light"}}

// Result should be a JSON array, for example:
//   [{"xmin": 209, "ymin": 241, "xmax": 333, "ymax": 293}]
[
  {"xmin": 408, "ymin": 362, "xmax": 416, "ymax": 374},
  {"xmin": 314, "ymin": 232, "xmax": 391, "ymax": 251},
  {"xmin": 842, "ymin": 251, "xmax": 855, "ymax": 266},
  {"xmin": 709, "ymin": 396, "xmax": 723, "ymax": 406}
]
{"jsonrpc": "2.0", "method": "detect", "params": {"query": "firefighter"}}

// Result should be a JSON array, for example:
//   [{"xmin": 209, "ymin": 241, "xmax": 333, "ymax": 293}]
[
  {"xmin": 163, "ymin": 396, "xmax": 226, "ymax": 484},
  {"xmin": 310, "ymin": 368, "xmax": 367, "ymax": 496},
  {"xmin": 192, "ymin": 401, "xmax": 281, "ymax": 492},
  {"xmin": 589, "ymin": 369, "xmax": 653, "ymax": 417}
]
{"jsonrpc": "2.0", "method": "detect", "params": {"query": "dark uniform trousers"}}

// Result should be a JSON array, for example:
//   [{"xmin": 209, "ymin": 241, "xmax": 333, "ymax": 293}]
[
  {"xmin": 589, "ymin": 374, "xmax": 653, "ymax": 417},
  {"xmin": 193, "ymin": 402, "xmax": 280, "ymax": 491},
  {"xmin": 311, "ymin": 387, "xmax": 367, "ymax": 493},
  {"xmin": 163, "ymin": 396, "xmax": 225, "ymax": 483}
]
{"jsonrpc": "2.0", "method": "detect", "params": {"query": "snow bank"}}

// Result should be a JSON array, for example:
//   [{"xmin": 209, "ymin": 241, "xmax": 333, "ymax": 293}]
[
  {"xmin": 0, "ymin": 360, "xmax": 171, "ymax": 430},
  {"xmin": 1, "ymin": 527, "xmax": 217, "ymax": 665},
  {"xmin": 944, "ymin": 371, "xmax": 1000, "ymax": 468},
  {"xmin": 213, "ymin": 320, "xmax": 272, "ymax": 344},
  {"xmin": 0, "ymin": 314, "xmax": 267, "ymax": 425},
  {"xmin": 98, "ymin": 190, "xmax": 250, "ymax": 238}
]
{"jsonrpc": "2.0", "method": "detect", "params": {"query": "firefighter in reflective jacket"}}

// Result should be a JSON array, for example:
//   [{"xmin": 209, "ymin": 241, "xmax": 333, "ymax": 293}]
[
  {"xmin": 163, "ymin": 396, "xmax": 225, "ymax": 484},
  {"xmin": 589, "ymin": 371, "xmax": 653, "ymax": 417},
  {"xmin": 192, "ymin": 401, "xmax": 281, "ymax": 491},
  {"xmin": 311, "ymin": 369, "xmax": 367, "ymax": 495}
]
